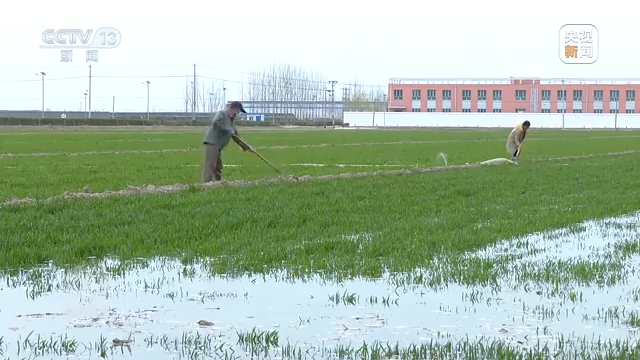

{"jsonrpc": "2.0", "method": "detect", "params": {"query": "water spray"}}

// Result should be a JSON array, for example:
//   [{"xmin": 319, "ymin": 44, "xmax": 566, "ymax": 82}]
[{"xmin": 437, "ymin": 152, "xmax": 448, "ymax": 166}]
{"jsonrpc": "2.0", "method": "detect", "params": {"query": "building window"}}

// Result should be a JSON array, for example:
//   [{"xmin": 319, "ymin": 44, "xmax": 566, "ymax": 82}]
[
  {"xmin": 627, "ymin": 109, "xmax": 635, "ymax": 114},
  {"xmin": 462, "ymin": 108, "xmax": 471, "ymax": 112},
  {"xmin": 477, "ymin": 108, "xmax": 486, "ymax": 112},
  {"xmin": 573, "ymin": 90, "xmax": 582, "ymax": 101},
  {"xmin": 515, "ymin": 90, "xmax": 527, "ymax": 101},
  {"xmin": 557, "ymin": 90, "xmax": 566, "ymax": 101},
  {"xmin": 627, "ymin": 90, "xmax": 636, "ymax": 101},
  {"xmin": 462, "ymin": 90, "xmax": 471, "ymax": 101},
  {"xmin": 492, "ymin": 109, "xmax": 502, "ymax": 113},
  {"xmin": 427, "ymin": 108, "xmax": 436, "ymax": 112},
  {"xmin": 393, "ymin": 89, "xmax": 403, "ymax": 100},
  {"xmin": 427, "ymin": 90, "xmax": 436, "ymax": 101},
  {"xmin": 593, "ymin": 90, "xmax": 603, "ymax": 101},
  {"xmin": 412, "ymin": 90, "xmax": 421, "ymax": 100},
  {"xmin": 442, "ymin": 108, "xmax": 451, "ymax": 112},
  {"xmin": 573, "ymin": 109, "xmax": 582, "ymax": 113},
  {"xmin": 412, "ymin": 108, "xmax": 420, "ymax": 112},
  {"xmin": 542, "ymin": 90, "xmax": 551, "ymax": 101},
  {"xmin": 557, "ymin": 109, "xmax": 566, "ymax": 113},
  {"xmin": 477, "ymin": 90, "xmax": 487, "ymax": 101},
  {"xmin": 493, "ymin": 90, "xmax": 502, "ymax": 101},
  {"xmin": 516, "ymin": 108, "xmax": 526, "ymax": 113},
  {"xmin": 610, "ymin": 108, "xmax": 619, "ymax": 113},
  {"xmin": 442, "ymin": 90, "xmax": 451, "ymax": 101},
  {"xmin": 594, "ymin": 109, "xmax": 603, "ymax": 113},
  {"xmin": 610, "ymin": 90, "xmax": 619, "ymax": 101},
  {"xmin": 542, "ymin": 108, "xmax": 550, "ymax": 113}
]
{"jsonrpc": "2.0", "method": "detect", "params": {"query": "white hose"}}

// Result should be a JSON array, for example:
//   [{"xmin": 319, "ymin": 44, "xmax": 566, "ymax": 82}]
[{"xmin": 476, "ymin": 158, "xmax": 518, "ymax": 166}]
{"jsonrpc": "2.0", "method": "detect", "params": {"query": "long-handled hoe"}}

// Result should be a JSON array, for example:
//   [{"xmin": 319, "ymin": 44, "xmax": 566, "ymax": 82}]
[{"xmin": 232, "ymin": 135, "xmax": 282, "ymax": 175}]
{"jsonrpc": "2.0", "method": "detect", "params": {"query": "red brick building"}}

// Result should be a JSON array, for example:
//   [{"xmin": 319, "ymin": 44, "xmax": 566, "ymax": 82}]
[{"xmin": 387, "ymin": 77, "xmax": 640, "ymax": 114}]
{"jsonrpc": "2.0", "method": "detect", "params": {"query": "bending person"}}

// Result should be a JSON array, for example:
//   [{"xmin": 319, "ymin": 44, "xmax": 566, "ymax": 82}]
[
  {"xmin": 202, "ymin": 101, "xmax": 247, "ymax": 182},
  {"xmin": 506, "ymin": 120, "xmax": 531, "ymax": 162}
]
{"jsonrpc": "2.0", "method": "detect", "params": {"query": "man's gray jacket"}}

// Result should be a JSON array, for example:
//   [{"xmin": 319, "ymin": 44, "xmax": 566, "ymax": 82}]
[{"xmin": 203, "ymin": 110, "xmax": 238, "ymax": 149}]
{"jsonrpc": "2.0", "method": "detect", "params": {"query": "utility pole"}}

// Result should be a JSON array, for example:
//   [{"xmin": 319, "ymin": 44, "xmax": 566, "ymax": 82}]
[
  {"xmin": 192, "ymin": 64, "xmax": 196, "ymax": 122},
  {"xmin": 112, "ymin": 96, "xmax": 115, "ymax": 119},
  {"xmin": 35, "ymin": 72, "xmax": 46, "ymax": 122},
  {"xmin": 615, "ymin": 98, "xmax": 619, "ymax": 130},
  {"xmin": 84, "ymin": 91, "xmax": 88, "ymax": 118},
  {"xmin": 561, "ymin": 78, "xmax": 565, "ymax": 129},
  {"xmin": 143, "ymin": 81, "xmax": 150, "ymax": 121},
  {"xmin": 329, "ymin": 80, "xmax": 337, "ymax": 128},
  {"xmin": 341, "ymin": 87, "xmax": 348, "ymax": 123},
  {"xmin": 383, "ymin": 94, "xmax": 387, "ymax": 127},
  {"xmin": 88, "ymin": 65, "xmax": 92, "ymax": 120}
]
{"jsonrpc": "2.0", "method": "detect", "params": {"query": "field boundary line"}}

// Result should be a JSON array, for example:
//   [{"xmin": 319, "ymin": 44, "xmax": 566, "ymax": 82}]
[
  {"xmin": 5, "ymin": 138, "xmax": 181, "ymax": 144},
  {"xmin": 3, "ymin": 150, "xmax": 639, "ymax": 207},
  {"xmin": 3, "ymin": 135, "xmax": 640, "ymax": 159}
]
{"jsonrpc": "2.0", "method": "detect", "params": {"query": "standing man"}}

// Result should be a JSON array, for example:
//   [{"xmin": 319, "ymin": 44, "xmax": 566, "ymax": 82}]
[
  {"xmin": 202, "ymin": 101, "xmax": 247, "ymax": 182},
  {"xmin": 506, "ymin": 120, "xmax": 531, "ymax": 162}
]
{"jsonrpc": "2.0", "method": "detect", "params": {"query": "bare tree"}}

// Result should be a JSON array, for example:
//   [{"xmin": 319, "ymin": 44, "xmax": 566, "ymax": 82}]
[
  {"xmin": 208, "ymin": 80, "xmax": 225, "ymax": 113},
  {"xmin": 181, "ymin": 74, "xmax": 204, "ymax": 119},
  {"xmin": 183, "ymin": 77, "xmax": 191, "ymax": 116},
  {"xmin": 245, "ymin": 62, "xmax": 329, "ymax": 121},
  {"xmin": 343, "ymin": 75, "xmax": 387, "ymax": 112}
]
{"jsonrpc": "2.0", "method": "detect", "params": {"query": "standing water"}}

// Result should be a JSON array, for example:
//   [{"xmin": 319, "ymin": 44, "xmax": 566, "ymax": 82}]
[{"xmin": 437, "ymin": 152, "xmax": 448, "ymax": 166}]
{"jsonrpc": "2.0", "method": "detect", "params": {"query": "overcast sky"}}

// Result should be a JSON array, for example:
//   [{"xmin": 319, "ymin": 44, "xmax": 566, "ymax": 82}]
[{"xmin": 0, "ymin": 0, "xmax": 633, "ymax": 112}]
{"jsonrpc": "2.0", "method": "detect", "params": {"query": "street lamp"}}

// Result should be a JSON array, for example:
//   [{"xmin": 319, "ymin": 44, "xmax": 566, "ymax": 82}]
[
  {"xmin": 35, "ymin": 72, "xmax": 46, "ymax": 120},
  {"xmin": 83, "ymin": 91, "xmax": 88, "ymax": 118},
  {"xmin": 223, "ymin": 87, "xmax": 227, "ymax": 106},
  {"xmin": 142, "ymin": 81, "xmax": 150, "ymax": 120}
]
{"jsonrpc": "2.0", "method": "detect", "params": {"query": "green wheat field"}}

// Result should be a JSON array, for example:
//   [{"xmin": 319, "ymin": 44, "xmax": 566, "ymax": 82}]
[{"xmin": 2, "ymin": 126, "xmax": 640, "ymax": 360}]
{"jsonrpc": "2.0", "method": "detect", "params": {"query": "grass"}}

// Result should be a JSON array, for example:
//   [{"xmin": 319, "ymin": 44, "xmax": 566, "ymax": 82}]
[
  {"xmin": 1, "ymin": 128, "xmax": 640, "ymax": 200},
  {"xmin": 4, "ymin": 329, "xmax": 640, "ymax": 359},
  {"xmin": 2, "ymin": 151, "xmax": 640, "ymax": 275},
  {"xmin": 3, "ymin": 126, "xmax": 640, "ymax": 359}
]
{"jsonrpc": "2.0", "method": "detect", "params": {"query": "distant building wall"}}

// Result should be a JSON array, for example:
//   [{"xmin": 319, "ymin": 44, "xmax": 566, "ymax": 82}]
[
  {"xmin": 344, "ymin": 112, "xmax": 640, "ymax": 129},
  {"xmin": 388, "ymin": 78, "xmax": 640, "ymax": 114}
]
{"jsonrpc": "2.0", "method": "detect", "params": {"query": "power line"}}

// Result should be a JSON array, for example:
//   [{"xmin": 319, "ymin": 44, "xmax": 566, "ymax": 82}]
[
  {"xmin": 91, "ymin": 75, "xmax": 188, "ymax": 79},
  {"xmin": 0, "ymin": 63, "xmax": 387, "ymax": 88},
  {"xmin": 197, "ymin": 64, "xmax": 338, "ymax": 87},
  {"xmin": 0, "ymin": 65, "xmax": 87, "ymax": 72},
  {"xmin": 0, "ymin": 76, "xmax": 87, "ymax": 83},
  {"xmin": 0, "ymin": 96, "xmax": 184, "ymax": 101},
  {"xmin": 90, "ymin": 64, "xmax": 190, "ymax": 68}
]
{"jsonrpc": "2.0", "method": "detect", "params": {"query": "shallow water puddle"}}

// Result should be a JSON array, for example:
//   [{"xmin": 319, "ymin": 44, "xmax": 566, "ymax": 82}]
[{"xmin": 2, "ymin": 213, "xmax": 640, "ymax": 358}]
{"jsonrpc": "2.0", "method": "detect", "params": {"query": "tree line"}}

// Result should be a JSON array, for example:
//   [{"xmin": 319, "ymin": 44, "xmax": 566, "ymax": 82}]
[{"xmin": 181, "ymin": 62, "xmax": 387, "ymax": 121}]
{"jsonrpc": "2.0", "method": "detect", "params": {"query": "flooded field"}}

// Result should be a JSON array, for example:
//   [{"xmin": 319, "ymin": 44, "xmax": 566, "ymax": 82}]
[
  {"xmin": 3, "ymin": 212, "xmax": 640, "ymax": 359},
  {"xmin": 3, "ymin": 128, "xmax": 640, "ymax": 359}
]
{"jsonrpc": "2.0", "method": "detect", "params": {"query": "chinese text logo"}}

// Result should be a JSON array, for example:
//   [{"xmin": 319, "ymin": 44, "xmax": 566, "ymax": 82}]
[
  {"xmin": 40, "ymin": 27, "xmax": 121, "ymax": 63},
  {"xmin": 559, "ymin": 24, "xmax": 598, "ymax": 64}
]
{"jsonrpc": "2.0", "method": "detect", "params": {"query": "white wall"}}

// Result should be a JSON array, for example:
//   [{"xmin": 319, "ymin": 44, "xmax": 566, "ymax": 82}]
[{"xmin": 344, "ymin": 112, "xmax": 640, "ymax": 129}]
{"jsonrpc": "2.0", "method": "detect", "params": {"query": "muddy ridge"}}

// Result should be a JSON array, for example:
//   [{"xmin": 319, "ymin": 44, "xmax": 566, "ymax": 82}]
[{"xmin": 2, "ymin": 150, "xmax": 637, "ymax": 207}]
